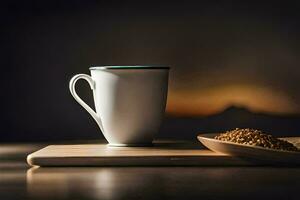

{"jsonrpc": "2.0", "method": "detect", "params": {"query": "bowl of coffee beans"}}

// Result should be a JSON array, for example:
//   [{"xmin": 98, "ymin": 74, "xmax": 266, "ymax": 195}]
[
  {"xmin": 198, "ymin": 128, "xmax": 300, "ymax": 164},
  {"xmin": 214, "ymin": 128, "xmax": 298, "ymax": 152}
]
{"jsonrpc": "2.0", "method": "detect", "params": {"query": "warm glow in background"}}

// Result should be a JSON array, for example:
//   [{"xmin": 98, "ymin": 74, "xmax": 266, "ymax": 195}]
[
  {"xmin": 3, "ymin": 1, "xmax": 300, "ymax": 140},
  {"xmin": 167, "ymin": 84, "xmax": 299, "ymax": 116}
]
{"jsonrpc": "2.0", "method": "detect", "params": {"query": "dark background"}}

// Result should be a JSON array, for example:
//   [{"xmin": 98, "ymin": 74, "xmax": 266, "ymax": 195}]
[{"xmin": 2, "ymin": 0, "xmax": 300, "ymax": 142}]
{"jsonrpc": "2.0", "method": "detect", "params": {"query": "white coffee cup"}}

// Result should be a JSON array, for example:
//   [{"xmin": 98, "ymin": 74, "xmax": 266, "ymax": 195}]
[{"xmin": 69, "ymin": 66, "xmax": 169, "ymax": 146}]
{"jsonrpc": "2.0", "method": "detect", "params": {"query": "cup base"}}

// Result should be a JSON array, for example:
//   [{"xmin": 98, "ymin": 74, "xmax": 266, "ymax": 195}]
[{"xmin": 107, "ymin": 143, "xmax": 153, "ymax": 147}]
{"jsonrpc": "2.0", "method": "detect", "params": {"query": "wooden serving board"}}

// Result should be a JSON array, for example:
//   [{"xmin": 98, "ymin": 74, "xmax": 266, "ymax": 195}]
[{"xmin": 27, "ymin": 141, "xmax": 258, "ymax": 167}]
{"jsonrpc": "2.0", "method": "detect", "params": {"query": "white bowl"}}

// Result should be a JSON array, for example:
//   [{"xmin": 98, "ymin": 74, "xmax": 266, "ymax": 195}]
[{"xmin": 197, "ymin": 133, "xmax": 300, "ymax": 165}]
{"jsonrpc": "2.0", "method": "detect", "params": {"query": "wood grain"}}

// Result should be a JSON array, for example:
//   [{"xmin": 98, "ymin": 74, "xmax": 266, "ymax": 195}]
[{"xmin": 27, "ymin": 141, "xmax": 257, "ymax": 166}]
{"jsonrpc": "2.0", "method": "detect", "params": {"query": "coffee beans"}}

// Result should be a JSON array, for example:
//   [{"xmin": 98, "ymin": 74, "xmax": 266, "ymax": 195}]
[{"xmin": 215, "ymin": 128, "xmax": 299, "ymax": 152}]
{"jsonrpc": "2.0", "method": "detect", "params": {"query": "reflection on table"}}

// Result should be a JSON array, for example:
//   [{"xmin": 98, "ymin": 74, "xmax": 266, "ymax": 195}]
[
  {"xmin": 1, "ymin": 143, "xmax": 300, "ymax": 200},
  {"xmin": 27, "ymin": 166, "xmax": 300, "ymax": 200}
]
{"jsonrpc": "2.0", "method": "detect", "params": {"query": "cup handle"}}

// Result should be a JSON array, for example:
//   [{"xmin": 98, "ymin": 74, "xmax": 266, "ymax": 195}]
[{"xmin": 69, "ymin": 74, "xmax": 104, "ymax": 133}]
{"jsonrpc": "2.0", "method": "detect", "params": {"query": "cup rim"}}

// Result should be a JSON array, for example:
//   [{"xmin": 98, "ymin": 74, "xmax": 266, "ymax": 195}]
[{"xmin": 89, "ymin": 65, "xmax": 170, "ymax": 70}]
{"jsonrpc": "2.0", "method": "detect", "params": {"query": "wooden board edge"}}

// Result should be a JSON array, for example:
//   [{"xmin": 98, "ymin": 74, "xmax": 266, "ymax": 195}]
[
  {"xmin": 27, "ymin": 155, "xmax": 258, "ymax": 167},
  {"xmin": 27, "ymin": 145, "xmax": 54, "ymax": 167}
]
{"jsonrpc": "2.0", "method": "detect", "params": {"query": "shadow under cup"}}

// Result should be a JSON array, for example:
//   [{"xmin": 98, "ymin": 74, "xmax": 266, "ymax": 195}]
[{"xmin": 70, "ymin": 66, "xmax": 169, "ymax": 146}]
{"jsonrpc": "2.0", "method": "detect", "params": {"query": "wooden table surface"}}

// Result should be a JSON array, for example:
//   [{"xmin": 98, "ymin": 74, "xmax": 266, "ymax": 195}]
[{"xmin": 1, "ymin": 142, "xmax": 300, "ymax": 200}]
